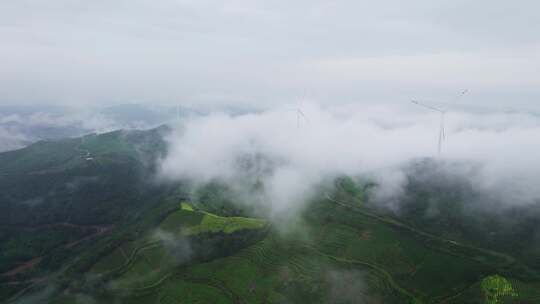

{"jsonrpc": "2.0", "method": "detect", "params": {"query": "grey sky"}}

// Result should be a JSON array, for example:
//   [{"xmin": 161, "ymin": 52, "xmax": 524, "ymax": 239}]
[{"xmin": 1, "ymin": 0, "xmax": 539, "ymax": 108}]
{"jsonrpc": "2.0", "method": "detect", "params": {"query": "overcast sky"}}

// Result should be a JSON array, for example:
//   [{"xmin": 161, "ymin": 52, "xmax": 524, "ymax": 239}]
[{"xmin": 1, "ymin": 0, "xmax": 539, "ymax": 109}]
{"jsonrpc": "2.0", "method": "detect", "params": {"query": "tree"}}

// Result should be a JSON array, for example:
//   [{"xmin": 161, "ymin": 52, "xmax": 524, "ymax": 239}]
[{"xmin": 481, "ymin": 275, "xmax": 517, "ymax": 304}]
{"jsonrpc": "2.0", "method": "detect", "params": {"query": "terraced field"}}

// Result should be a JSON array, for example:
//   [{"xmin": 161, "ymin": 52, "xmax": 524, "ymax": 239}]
[{"xmin": 48, "ymin": 191, "xmax": 540, "ymax": 304}]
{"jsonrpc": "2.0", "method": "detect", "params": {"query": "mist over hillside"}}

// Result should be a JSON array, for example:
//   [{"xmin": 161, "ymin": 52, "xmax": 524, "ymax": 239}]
[
  {"xmin": 0, "ymin": 104, "xmax": 190, "ymax": 152},
  {"xmin": 2, "ymin": 0, "xmax": 540, "ymax": 303},
  {"xmin": 0, "ymin": 103, "xmax": 264, "ymax": 153},
  {"xmin": 159, "ymin": 103, "xmax": 540, "ymax": 218},
  {"xmin": 1, "ymin": 106, "xmax": 540, "ymax": 303}
]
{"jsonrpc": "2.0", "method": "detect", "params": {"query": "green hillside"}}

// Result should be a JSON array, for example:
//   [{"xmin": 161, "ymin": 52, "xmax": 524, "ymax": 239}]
[
  {"xmin": 2, "ymin": 128, "xmax": 540, "ymax": 304},
  {"xmin": 41, "ymin": 180, "xmax": 540, "ymax": 304},
  {"xmin": 0, "ymin": 126, "xmax": 176, "ymax": 300}
]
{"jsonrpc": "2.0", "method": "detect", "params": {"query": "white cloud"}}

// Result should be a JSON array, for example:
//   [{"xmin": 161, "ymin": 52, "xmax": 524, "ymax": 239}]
[
  {"xmin": 0, "ymin": 126, "xmax": 30, "ymax": 152},
  {"xmin": 159, "ymin": 103, "xmax": 540, "ymax": 218}
]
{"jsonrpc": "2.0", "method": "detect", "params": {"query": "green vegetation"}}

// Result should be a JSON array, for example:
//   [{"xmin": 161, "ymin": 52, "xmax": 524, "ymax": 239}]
[
  {"xmin": 390, "ymin": 159, "xmax": 540, "ymax": 280},
  {"xmin": 0, "ymin": 225, "xmax": 92, "ymax": 272},
  {"xmin": 50, "ymin": 181, "xmax": 540, "ymax": 304},
  {"xmin": 183, "ymin": 212, "xmax": 267, "ymax": 235},
  {"xmin": 180, "ymin": 202, "xmax": 193, "ymax": 211},
  {"xmin": 159, "ymin": 202, "xmax": 267, "ymax": 236},
  {"xmin": 0, "ymin": 126, "xmax": 176, "ymax": 300},
  {"xmin": 481, "ymin": 275, "xmax": 517, "ymax": 304},
  {"xmin": 86, "ymin": 204, "xmax": 268, "ymax": 293},
  {"xmin": 3, "ymin": 131, "xmax": 540, "ymax": 303},
  {"xmin": 159, "ymin": 208, "xmax": 203, "ymax": 233}
]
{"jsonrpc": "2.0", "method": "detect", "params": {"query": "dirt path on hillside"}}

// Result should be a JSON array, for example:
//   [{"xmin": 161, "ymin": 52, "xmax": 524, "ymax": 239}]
[
  {"xmin": 65, "ymin": 225, "xmax": 113, "ymax": 249},
  {"xmin": 1, "ymin": 224, "xmax": 113, "ymax": 278},
  {"xmin": 1, "ymin": 257, "xmax": 43, "ymax": 277}
]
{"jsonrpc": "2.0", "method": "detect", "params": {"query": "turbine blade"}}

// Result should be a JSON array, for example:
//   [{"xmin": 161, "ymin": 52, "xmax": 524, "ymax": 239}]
[
  {"xmin": 411, "ymin": 100, "xmax": 444, "ymax": 112},
  {"xmin": 447, "ymin": 89, "xmax": 469, "ymax": 104},
  {"xmin": 298, "ymin": 109, "xmax": 309, "ymax": 122}
]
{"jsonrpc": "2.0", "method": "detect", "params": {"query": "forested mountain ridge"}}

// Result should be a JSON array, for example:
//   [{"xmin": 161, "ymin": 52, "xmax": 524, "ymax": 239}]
[
  {"xmin": 0, "ymin": 126, "xmax": 182, "ymax": 299},
  {"xmin": 1, "ymin": 127, "xmax": 540, "ymax": 303}
]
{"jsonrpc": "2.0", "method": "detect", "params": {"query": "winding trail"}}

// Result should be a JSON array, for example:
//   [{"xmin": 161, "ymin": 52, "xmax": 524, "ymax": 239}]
[
  {"xmin": 65, "ymin": 225, "xmax": 113, "ymax": 249},
  {"xmin": 324, "ymin": 187, "xmax": 527, "ymax": 303},
  {"xmin": 1, "ymin": 223, "xmax": 113, "ymax": 278},
  {"xmin": 325, "ymin": 192, "xmax": 516, "ymax": 266},
  {"xmin": 305, "ymin": 244, "xmax": 421, "ymax": 302},
  {"xmin": 1, "ymin": 257, "xmax": 43, "ymax": 277}
]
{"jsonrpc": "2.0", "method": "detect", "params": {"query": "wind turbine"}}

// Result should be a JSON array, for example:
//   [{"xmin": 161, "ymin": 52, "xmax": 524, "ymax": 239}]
[
  {"xmin": 411, "ymin": 90, "xmax": 468, "ymax": 157},
  {"xmin": 286, "ymin": 99, "xmax": 309, "ymax": 129},
  {"xmin": 291, "ymin": 88, "xmax": 313, "ymax": 129},
  {"xmin": 295, "ymin": 107, "xmax": 309, "ymax": 128}
]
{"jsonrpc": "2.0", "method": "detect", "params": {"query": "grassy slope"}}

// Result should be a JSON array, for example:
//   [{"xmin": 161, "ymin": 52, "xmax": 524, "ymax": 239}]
[
  {"xmin": 0, "ymin": 126, "xmax": 174, "ymax": 300},
  {"xmin": 183, "ymin": 212, "xmax": 267, "ymax": 235},
  {"xmin": 50, "ymin": 184, "xmax": 540, "ymax": 304},
  {"xmin": 5, "ymin": 150, "xmax": 540, "ymax": 304},
  {"xmin": 83, "ymin": 204, "xmax": 269, "ymax": 294}
]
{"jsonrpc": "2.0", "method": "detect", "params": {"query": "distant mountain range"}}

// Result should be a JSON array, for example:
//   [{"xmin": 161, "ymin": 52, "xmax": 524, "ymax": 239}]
[{"xmin": 0, "ymin": 103, "xmax": 260, "ymax": 153}]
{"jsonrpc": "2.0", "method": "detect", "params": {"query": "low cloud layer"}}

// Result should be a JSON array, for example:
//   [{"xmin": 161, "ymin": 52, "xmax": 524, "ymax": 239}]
[
  {"xmin": 325, "ymin": 270, "xmax": 368, "ymax": 304},
  {"xmin": 152, "ymin": 229, "xmax": 192, "ymax": 264},
  {"xmin": 0, "ymin": 104, "xmax": 175, "ymax": 152},
  {"xmin": 0, "ymin": 126, "xmax": 30, "ymax": 152},
  {"xmin": 159, "ymin": 103, "xmax": 540, "ymax": 218}
]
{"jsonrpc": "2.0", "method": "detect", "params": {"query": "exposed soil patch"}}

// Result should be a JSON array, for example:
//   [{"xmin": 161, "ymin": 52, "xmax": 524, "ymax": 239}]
[
  {"xmin": 360, "ymin": 230, "xmax": 372, "ymax": 241},
  {"xmin": 1, "ymin": 224, "xmax": 113, "ymax": 278},
  {"xmin": 65, "ymin": 225, "xmax": 113, "ymax": 249},
  {"xmin": 2, "ymin": 257, "xmax": 43, "ymax": 277}
]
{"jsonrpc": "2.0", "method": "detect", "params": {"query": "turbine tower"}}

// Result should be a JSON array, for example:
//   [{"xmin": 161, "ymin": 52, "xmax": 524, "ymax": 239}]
[{"xmin": 411, "ymin": 90, "xmax": 468, "ymax": 157}]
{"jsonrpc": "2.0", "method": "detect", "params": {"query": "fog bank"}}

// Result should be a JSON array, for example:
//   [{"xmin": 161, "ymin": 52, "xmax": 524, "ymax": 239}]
[{"xmin": 159, "ymin": 103, "xmax": 540, "ymax": 217}]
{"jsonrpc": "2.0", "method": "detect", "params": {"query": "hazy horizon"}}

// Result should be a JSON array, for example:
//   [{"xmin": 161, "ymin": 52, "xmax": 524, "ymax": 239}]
[{"xmin": 1, "ymin": 0, "xmax": 539, "ymax": 109}]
